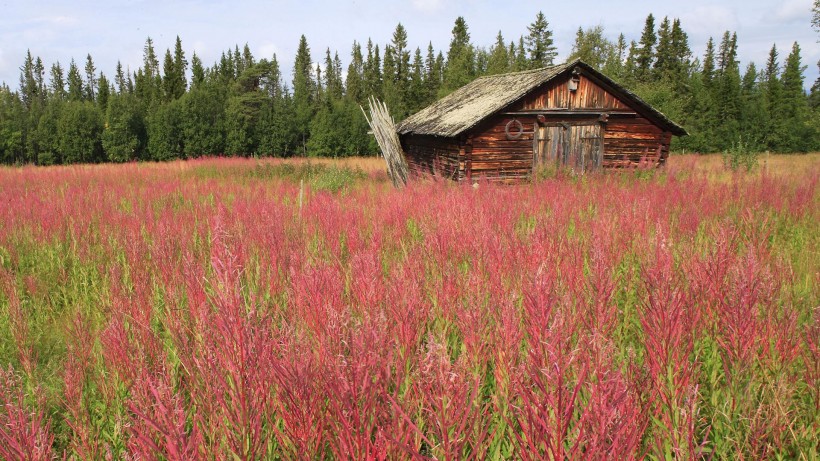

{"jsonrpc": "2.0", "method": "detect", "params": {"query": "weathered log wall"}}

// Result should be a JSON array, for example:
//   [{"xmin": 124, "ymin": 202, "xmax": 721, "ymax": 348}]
[
  {"xmin": 469, "ymin": 115, "xmax": 538, "ymax": 182},
  {"xmin": 603, "ymin": 116, "xmax": 670, "ymax": 167},
  {"xmin": 401, "ymin": 134, "xmax": 463, "ymax": 180},
  {"xmin": 514, "ymin": 74, "xmax": 630, "ymax": 111}
]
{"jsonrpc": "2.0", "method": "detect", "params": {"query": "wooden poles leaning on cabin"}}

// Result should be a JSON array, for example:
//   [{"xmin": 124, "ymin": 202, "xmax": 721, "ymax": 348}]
[{"xmin": 361, "ymin": 97, "xmax": 409, "ymax": 188}]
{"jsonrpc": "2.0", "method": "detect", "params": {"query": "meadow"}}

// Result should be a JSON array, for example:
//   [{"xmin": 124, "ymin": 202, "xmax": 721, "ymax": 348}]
[{"xmin": 0, "ymin": 154, "xmax": 817, "ymax": 459}]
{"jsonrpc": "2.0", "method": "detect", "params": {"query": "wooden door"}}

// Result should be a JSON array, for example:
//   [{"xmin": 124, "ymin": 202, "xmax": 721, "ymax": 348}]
[
  {"xmin": 533, "ymin": 124, "xmax": 564, "ymax": 167},
  {"xmin": 566, "ymin": 123, "xmax": 602, "ymax": 172},
  {"xmin": 534, "ymin": 122, "xmax": 602, "ymax": 172}
]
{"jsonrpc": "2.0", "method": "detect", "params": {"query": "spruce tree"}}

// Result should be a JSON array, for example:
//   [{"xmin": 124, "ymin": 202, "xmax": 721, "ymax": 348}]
[
  {"xmin": 653, "ymin": 17, "xmax": 674, "ymax": 80},
  {"xmin": 781, "ymin": 42, "xmax": 813, "ymax": 151},
  {"xmin": 173, "ymin": 36, "xmax": 188, "ymax": 93},
  {"xmin": 487, "ymin": 31, "xmax": 509, "ymax": 75},
  {"xmin": 622, "ymin": 40, "xmax": 640, "ymax": 85},
  {"xmin": 442, "ymin": 16, "xmax": 474, "ymax": 95},
  {"xmin": 685, "ymin": 38, "xmax": 718, "ymax": 151},
  {"xmin": 714, "ymin": 31, "xmax": 741, "ymax": 149},
  {"xmin": 391, "ymin": 23, "xmax": 411, "ymax": 106},
  {"xmin": 161, "ymin": 36, "xmax": 187, "ymax": 100},
  {"xmin": 702, "ymin": 38, "xmax": 716, "ymax": 88},
  {"xmin": 382, "ymin": 45, "xmax": 399, "ymax": 113},
  {"xmin": 292, "ymin": 35, "xmax": 315, "ymax": 155},
  {"xmin": 386, "ymin": 23, "xmax": 411, "ymax": 117},
  {"xmin": 191, "ymin": 53, "xmax": 205, "ymax": 89},
  {"xmin": 0, "ymin": 85, "xmax": 26, "ymax": 163},
  {"xmin": 408, "ymin": 48, "xmax": 426, "ymax": 112},
  {"xmin": 33, "ymin": 57, "xmax": 46, "ymax": 108},
  {"xmin": 97, "ymin": 73, "xmax": 110, "ymax": 111},
  {"xmin": 515, "ymin": 37, "xmax": 528, "ymax": 71},
  {"xmin": 136, "ymin": 38, "xmax": 161, "ymax": 103},
  {"xmin": 315, "ymin": 64, "xmax": 323, "ymax": 106},
  {"xmin": 114, "ymin": 61, "xmax": 126, "ymax": 94},
  {"xmin": 762, "ymin": 44, "xmax": 783, "ymax": 150},
  {"xmin": 525, "ymin": 11, "xmax": 557, "ymax": 68},
  {"xmin": 233, "ymin": 45, "xmax": 245, "ymax": 77},
  {"xmin": 813, "ymin": 0, "xmax": 819, "ymax": 32},
  {"xmin": 424, "ymin": 43, "xmax": 441, "ymax": 102},
  {"xmin": 603, "ymin": 34, "xmax": 628, "ymax": 79},
  {"xmin": 809, "ymin": 63, "xmax": 820, "ymax": 111},
  {"xmin": 19, "ymin": 51, "xmax": 46, "ymax": 162},
  {"xmin": 670, "ymin": 19, "xmax": 692, "ymax": 83},
  {"xmin": 257, "ymin": 55, "xmax": 296, "ymax": 156},
  {"xmin": 346, "ymin": 41, "xmax": 365, "ymax": 105},
  {"xmin": 363, "ymin": 40, "xmax": 382, "ymax": 100},
  {"xmin": 635, "ymin": 14, "xmax": 657, "ymax": 82},
  {"xmin": 50, "ymin": 62, "xmax": 66, "ymax": 100},
  {"xmin": 242, "ymin": 44, "xmax": 254, "ymax": 71},
  {"xmin": 162, "ymin": 49, "xmax": 175, "ymax": 101},
  {"xmin": 67, "ymin": 59, "xmax": 84, "ymax": 101},
  {"xmin": 739, "ymin": 63, "xmax": 765, "ymax": 140},
  {"xmin": 84, "ymin": 54, "xmax": 97, "ymax": 102},
  {"xmin": 19, "ymin": 50, "xmax": 38, "ymax": 109}
]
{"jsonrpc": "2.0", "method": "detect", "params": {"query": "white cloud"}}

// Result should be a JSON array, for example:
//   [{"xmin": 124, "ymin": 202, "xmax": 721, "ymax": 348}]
[
  {"xmin": 258, "ymin": 43, "xmax": 280, "ymax": 59},
  {"xmin": 0, "ymin": 48, "xmax": 8, "ymax": 85},
  {"xmin": 680, "ymin": 5, "xmax": 738, "ymax": 37},
  {"xmin": 29, "ymin": 15, "xmax": 78, "ymax": 26},
  {"xmin": 772, "ymin": 0, "xmax": 812, "ymax": 23},
  {"xmin": 411, "ymin": 0, "xmax": 444, "ymax": 13},
  {"xmin": 191, "ymin": 40, "xmax": 208, "ymax": 57}
]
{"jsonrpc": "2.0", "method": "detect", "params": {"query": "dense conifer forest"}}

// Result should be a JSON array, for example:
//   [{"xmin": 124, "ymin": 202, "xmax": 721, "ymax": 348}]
[{"xmin": 1, "ymin": 11, "xmax": 818, "ymax": 165}]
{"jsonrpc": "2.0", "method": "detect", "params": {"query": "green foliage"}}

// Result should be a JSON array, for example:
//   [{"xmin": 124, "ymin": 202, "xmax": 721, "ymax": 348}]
[
  {"xmin": 568, "ymin": 25, "xmax": 615, "ymax": 70},
  {"xmin": 146, "ymin": 99, "xmax": 184, "ymax": 161},
  {"xmin": 635, "ymin": 14, "xmax": 657, "ymax": 82},
  {"xmin": 292, "ymin": 35, "xmax": 315, "ymax": 155},
  {"xmin": 1, "ymin": 18, "xmax": 819, "ymax": 165},
  {"xmin": 103, "ymin": 94, "xmax": 143, "ymax": 162},
  {"xmin": 441, "ymin": 17, "xmax": 475, "ymax": 95},
  {"xmin": 525, "ymin": 11, "xmax": 557, "ymax": 68},
  {"xmin": 58, "ymin": 100, "xmax": 104, "ymax": 163},
  {"xmin": 723, "ymin": 136, "xmax": 759, "ymax": 171},
  {"xmin": 35, "ymin": 99, "xmax": 62, "ymax": 165},
  {"xmin": 181, "ymin": 81, "xmax": 226, "ymax": 157}
]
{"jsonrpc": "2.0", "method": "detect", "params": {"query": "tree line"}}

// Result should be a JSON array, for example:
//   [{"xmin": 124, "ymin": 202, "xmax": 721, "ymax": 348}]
[{"xmin": 1, "ymin": 11, "xmax": 819, "ymax": 165}]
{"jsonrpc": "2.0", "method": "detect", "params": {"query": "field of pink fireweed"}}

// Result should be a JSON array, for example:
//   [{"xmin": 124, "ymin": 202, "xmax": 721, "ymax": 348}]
[{"xmin": 0, "ymin": 155, "xmax": 817, "ymax": 459}]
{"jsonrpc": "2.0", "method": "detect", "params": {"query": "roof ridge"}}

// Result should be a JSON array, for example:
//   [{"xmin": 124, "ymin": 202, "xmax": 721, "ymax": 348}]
[{"xmin": 475, "ymin": 62, "xmax": 567, "ymax": 80}]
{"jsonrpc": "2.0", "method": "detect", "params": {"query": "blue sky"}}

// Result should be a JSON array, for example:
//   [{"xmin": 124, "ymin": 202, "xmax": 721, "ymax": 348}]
[{"xmin": 1, "ymin": 0, "xmax": 817, "ymax": 90}]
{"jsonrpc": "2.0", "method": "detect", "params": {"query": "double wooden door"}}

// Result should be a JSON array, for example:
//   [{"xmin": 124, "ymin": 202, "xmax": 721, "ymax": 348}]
[{"xmin": 533, "ymin": 122, "xmax": 603, "ymax": 172}]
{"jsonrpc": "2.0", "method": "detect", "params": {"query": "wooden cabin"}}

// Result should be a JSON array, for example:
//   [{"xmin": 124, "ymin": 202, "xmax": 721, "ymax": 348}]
[{"xmin": 397, "ymin": 59, "xmax": 687, "ymax": 182}]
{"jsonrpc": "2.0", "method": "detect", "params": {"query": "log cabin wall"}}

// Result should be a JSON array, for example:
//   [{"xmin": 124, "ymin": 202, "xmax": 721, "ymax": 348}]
[
  {"xmin": 467, "ymin": 114, "xmax": 538, "ymax": 182},
  {"xmin": 512, "ymin": 74, "xmax": 630, "ymax": 111},
  {"xmin": 604, "ymin": 116, "xmax": 671, "ymax": 167},
  {"xmin": 401, "ymin": 134, "xmax": 464, "ymax": 180},
  {"xmin": 509, "ymin": 73, "xmax": 672, "ymax": 167}
]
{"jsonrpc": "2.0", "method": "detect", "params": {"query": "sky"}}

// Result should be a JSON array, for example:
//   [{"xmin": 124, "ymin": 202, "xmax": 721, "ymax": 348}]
[{"xmin": 1, "ymin": 0, "xmax": 818, "ymax": 91}]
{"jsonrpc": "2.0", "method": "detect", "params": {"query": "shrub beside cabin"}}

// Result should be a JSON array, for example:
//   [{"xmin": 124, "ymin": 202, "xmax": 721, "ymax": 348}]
[{"xmin": 397, "ymin": 59, "xmax": 687, "ymax": 182}]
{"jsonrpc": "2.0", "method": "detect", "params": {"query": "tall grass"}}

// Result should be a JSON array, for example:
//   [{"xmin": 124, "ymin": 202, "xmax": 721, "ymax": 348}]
[{"xmin": 0, "ymin": 155, "xmax": 817, "ymax": 459}]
